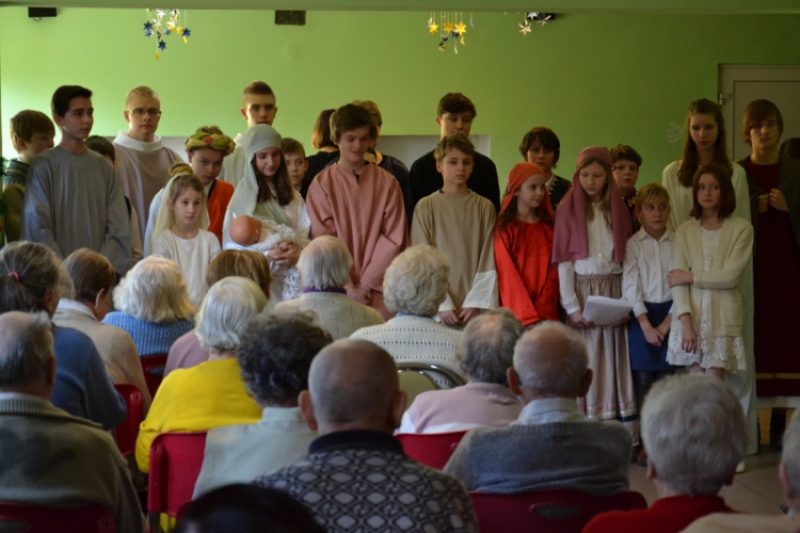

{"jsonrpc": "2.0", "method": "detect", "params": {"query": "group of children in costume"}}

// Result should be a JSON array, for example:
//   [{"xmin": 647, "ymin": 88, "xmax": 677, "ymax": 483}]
[{"xmin": 5, "ymin": 81, "xmax": 798, "ymax": 459}]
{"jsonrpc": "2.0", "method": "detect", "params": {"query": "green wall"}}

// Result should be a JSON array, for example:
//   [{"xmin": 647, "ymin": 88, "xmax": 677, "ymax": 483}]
[{"xmin": 2, "ymin": 7, "xmax": 800, "ymax": 187}]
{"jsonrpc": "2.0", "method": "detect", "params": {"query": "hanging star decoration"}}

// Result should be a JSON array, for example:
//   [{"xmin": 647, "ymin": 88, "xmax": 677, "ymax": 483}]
[
  {"xmin": 142, "ymin": 8, "xmax": 192, "ymax": 60},
  {"xmin": 455, "ymin": 22, "xmax": 467, "ymax": 35},
  {"xmin": 429, "ymin": 12, "xmax": 472, "ymax": 54},
  {"xmin": 536, "ymin": 13, "xmax": 553, "ymax": 26},
  {"xmin": 527, "ymin": 12, "xmax": 538, "ymax": 20},
  {"xmin": 443, "ymin": 21, "xmax": 454, "ymax": 34},
  {"xmin": 429, "ymin": 21, "xmax": 438, "ymax": 34},
  {"xmin": 519, "ymin": 21, "xmax": 532, "ymax": 35}
]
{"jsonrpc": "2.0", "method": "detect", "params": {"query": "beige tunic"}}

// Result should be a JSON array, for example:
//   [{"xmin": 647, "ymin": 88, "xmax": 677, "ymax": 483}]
[{"xmin": 411, "ymin": 191, "xmax": 498, "ymax": 311}]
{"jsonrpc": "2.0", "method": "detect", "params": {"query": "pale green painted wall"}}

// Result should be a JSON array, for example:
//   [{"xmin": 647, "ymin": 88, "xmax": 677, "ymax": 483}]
[{"xmin": 2, "ymin": 7, "xmax": 800, "ymax": 187}]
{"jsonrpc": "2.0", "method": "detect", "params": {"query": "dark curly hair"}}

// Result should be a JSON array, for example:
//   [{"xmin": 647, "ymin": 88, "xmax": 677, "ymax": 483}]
[{"xmin": 237, "ymin": 311, "xmax": 332, "ymax": 406}]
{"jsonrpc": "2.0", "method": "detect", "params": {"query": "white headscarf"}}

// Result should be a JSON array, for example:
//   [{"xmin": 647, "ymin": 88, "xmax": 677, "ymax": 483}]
[
  {"xmin": 225, "ymin": 124, "xmax": 283, "ymax": 220},
  {"xmin": 150, "ymin": 174, "xmax": 211, "ymax": 241}
]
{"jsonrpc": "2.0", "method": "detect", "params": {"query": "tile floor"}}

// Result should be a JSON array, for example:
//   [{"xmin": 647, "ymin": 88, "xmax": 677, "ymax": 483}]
[{"xmin": 629, "ymin": 409, "xmax": 789, "ymax": 515}]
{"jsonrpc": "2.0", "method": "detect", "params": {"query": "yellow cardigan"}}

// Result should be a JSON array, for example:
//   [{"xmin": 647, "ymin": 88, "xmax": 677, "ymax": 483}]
[
  {"xmin": 135, "ymin": 357, "xmax": 261, "ymax": 473},
  {"xmin": 671, "ymin": 216, "xmax": 754, "ymax": 338}
]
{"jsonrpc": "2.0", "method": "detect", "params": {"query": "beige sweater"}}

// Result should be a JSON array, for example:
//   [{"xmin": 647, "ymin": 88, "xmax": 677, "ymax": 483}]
[
  {"xmin": 53, "ymin": 300, "xmax": 152, "ymax": 411},
  {"xmin": 275, "ymin": 292, "xmax": 384, "ymax": 340},
  {"xmin": 670, "ymin": 216, "xmax": 754, "ymax": 338}
]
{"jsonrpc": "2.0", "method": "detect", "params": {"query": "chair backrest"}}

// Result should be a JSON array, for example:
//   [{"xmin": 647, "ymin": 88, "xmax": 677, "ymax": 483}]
[
  {"xmin": 148, "ymin": 431, "xmax": 208, "ymax": 520},
  {"xmin": 396, "ymin": 431, "xmax": 467, "ymax": 470},
  {"xmin": 140, "ymin": 353, "xmax": 168, "ymax": 398},
  {"xmin": 470, "ymin": 489, "xmax": 648, "ymax": 533},
  {"xmin": 112, "ymin": 383, "xmax": 144, "ymax": 457},
  {"xmin": 0, "ymin": 502, "xmax": 116, "ymax": 533},
  {"xmin": 396, "ymin": 362, "xmax": 467, "ymax": 389},
  {"xmin": 398, "ymin": 370, "xmax": 437, "ymax": 408}
]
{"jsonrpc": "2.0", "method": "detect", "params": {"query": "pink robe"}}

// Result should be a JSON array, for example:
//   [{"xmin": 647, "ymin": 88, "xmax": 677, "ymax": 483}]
[{"xmin": 306, "ymin": 163, "xmax": 408, "ymax": 318}]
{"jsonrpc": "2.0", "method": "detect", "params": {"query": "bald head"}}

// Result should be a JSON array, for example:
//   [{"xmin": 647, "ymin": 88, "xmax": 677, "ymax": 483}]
[
  {"xmin": 512, "ymin": 322, "xmax": 589, "ymax": 399},
  {"xmin": 306, "ymin": 339, "xmax": 402, "ymax": 433},
  {"xmin": 0, "ymin": 311, "xmax": 54, "ymax": 395}
]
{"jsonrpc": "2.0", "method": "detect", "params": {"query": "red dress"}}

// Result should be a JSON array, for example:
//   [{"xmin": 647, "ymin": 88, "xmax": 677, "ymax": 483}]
[
  {"xmin": 747, "ymin": 160, "xmax": 800, "ymax": 396},
  {"xmin": 494, "ymin": 219, "xmax": 559, "ymax": 326},
  {"xmin": 207, "ymin": 179, "xmax": 235, "ymax": 245}
]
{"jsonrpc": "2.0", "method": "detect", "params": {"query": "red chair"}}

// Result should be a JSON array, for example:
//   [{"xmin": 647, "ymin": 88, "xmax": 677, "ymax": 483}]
[
  {"xmin": 470, "ymin": 488, "xmax": 647, "ymax": 533},
  {"xmin": 0, "ymin": 502, "xmax": 115, "ymax": 532},
  {"xmin": 112, "ymin": 383, "xmax": 144, "ymax": 457},
  {"xmin": 148, "ymin": 431, "xmax": 207, "ymax": 532},
  {"xmin": 396, "ymin": 431, "xmax": 467, "ymax": 470},
  {"xmin": 140, "ymin": 353, "xmax": 168, "ymax": 398}
]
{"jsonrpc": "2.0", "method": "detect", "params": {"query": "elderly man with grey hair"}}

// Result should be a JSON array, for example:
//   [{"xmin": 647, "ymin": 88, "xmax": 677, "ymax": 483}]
[
  {"xmin": 685, "ymin": 410, "xmax": 800, "ymax": 533},
  {"xmin": 275, "ymin": 236, "xmax": 383, "ymax": 340},
  {"xmin": 444, "ymin": 321, "xmax": 631, "ymax": 495},
  {"xmin": 397, "ymin": 308, "xmax": 524, "ymax": 434},
  {"xmin": 351, "ymin": 245, "xmax": 465, "ymax": 383},
  {"xmin": 192, "ymin": 311, "xmax": 332, "ymax": 498},
  {"xmin": 254, "ymin": 339, "xmax": 479, "ymax": 533},
  {"xmin": 584, "ymin": 374, "xmax": 746, "ymax": 533},
  {"xmin": 135, "ymin": 277, "xmax": 267, "ymax": 474},
  {"xmin": 0, "ymin": 311, "xmax": 145, "ymax": 533}
]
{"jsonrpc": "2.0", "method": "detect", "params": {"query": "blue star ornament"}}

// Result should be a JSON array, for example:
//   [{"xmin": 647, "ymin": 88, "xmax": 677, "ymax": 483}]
[
  {"xmin": 143, "ymin": 20, "xmax": 154, "ymax": 36},
  {"xmin": 182, "ymin": 28, "xmax": 191, "ymax": 37},
  {"xmin": 158, "ymin": 40, "xmax": 167, "ymax": 51}
]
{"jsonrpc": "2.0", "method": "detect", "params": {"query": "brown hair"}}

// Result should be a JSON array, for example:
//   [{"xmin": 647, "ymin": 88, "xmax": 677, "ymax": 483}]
[
  {"xmin": 85, "ymin": 135, "xmax": 116, "ymax": 163},
  {"xmin": 437, "ymin": 92, "xmax": 476, "ymax": 118},
  {"xmin": 434, "ymin": 132, "xmax": 475, "ymax": 162},
  {"xmin": 330, "ymin": 104, "xmax": 377, "ymax": 142},
  {"xmin": 51, "ymin": 85, "xmax": 92, "ymax": 118},
  {"xmin": 741, "ymin": 99, "xmax": 784, "ymax": 145},
  {"xmin": 242, "ymin": 81, "xmax": 275, "ymax": 105},
  {"xmin": 167, "ymin": 173, "xmax": 205, "ymax": 205},
  {"xmin": 352, "ymin": 99, "xmax": 382, "ymax": 127},
  {"xmin": 690, "ymin": 162, "xmax": 737, "ymax": 220},
  {"xmin": 62, "ymin": 248, "xmax": 116, "ymax": 305},
  {"xmin": 678, "ymin": 99, "xmax": 730, "ymax": 187},
  {"xmin": 125, "ymin": 85, "xmax": 160, "ymax": 107},
  {"xmin": 496, "ymin": 183, "xmax": 554, "ymax": 230},
  {"xmin": 311, "ymin": 109, "xmax": 336, "ymax": 151},
  {"xmin": 206, "ymin": 250, "xmax": 272, "ymax": 298},
  {"xmin": 518, "ymin": 127, "xmax": 560, "ymax": 165},
  {"xmin": 251, "ymin": 153, "xmax": 294, "ymax": 206},
  {"xmin": 9, "ymin": 110, "xmax": 55, "ymax": 151},
  {"xmin": 578, "ymin": 157, "xmax": 613, "ymax": 224},
  {"xmin": 281, "ymin": 137, "xmax": 305, "ymax": 158},
  {"xmin": 782, "ymin": 138, "xmax": 800, "ymax": 161},
  {"xmin": 610, "ymin": 144, "xmax": 642, "ymax": 167},
  {"xmin": 0, "ymin": 242, "xmax": 60, "ymax": 314}
]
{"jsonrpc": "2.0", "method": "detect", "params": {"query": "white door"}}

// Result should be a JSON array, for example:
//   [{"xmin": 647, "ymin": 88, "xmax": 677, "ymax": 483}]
[{"xmin": 718, "ymin": 64, "xmax": 800, "ymax": 161}]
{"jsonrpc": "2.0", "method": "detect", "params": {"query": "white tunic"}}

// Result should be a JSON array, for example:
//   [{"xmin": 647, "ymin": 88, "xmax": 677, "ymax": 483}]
[{"xmin": 151, "ymin": 229, "xmax": 221, "ymax": 308}]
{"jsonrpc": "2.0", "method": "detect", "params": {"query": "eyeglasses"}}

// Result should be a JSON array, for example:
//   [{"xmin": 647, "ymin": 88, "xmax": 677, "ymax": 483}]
[{"xmin": 129, "ymin": 109, "xmax": 162, "ymax": 117}]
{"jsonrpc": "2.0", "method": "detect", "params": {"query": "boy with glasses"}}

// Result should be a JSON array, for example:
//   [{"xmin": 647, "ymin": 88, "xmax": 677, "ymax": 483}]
[{"xmin": 113, "ymin": 85, "xmax": 182, "ymax": 238}]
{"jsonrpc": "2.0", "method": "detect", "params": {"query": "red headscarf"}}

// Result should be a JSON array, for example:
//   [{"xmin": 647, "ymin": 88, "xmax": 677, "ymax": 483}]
[
  {"xmin": 499, "ymin": 162, "xmax": 555, "ymax": 221},
  {"xmin": 551, "ymin": 146, "xmax": 632, "ymax": 264}
]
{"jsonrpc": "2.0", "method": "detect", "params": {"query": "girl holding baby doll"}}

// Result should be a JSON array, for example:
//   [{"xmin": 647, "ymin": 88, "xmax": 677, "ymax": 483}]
[{"xmin": 222, "ymin": 124, "xmax": 311, "ymax": 302}]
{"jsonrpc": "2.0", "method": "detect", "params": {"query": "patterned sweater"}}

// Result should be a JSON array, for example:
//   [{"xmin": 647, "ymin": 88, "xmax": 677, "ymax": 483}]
[
  {"xmin": 102, "ymin": 312, "xmax": 194, "ymax": 357},
  {"xmin": 254, "ymin": 430, "xmax": 478, "ymax": 533}
]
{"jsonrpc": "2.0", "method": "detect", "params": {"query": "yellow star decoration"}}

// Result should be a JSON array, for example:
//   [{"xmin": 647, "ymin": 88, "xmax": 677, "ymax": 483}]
[
  {"xmin": 455, "ymin": 22, "xmax": 467, "ymax": 35},
  {"xmin": 155, "ymin": 50, "xmax": 161, "ymax": 61},
  {"xmin": 519, "ymin": 22, "xmax": 532, "ymax": 35},
  {"xmin": 429, "ymin": 22, "xmax": 438, "ymax": 34},
  {"xmin": 443, "ymin": 21, "xmax": 454, "ymax": 33},
  {"xmin": 177, "ymin": 25, "xmax": 183, "ymax": 35},
  {"xmin": 460, "ymin": 35, "xmax": 465, "ymax": 45}
]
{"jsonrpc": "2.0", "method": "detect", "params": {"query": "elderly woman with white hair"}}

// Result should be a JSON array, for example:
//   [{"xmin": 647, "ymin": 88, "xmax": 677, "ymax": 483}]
[
  {"xmin": 103, "ymin": 255, "xmax": 195, "ymax": 356},
  {"xmin": 584, "ymin": 374, "xmax": 747, "ymax": 533},
  {"xmin": 275, "ymin": 236, "xmax": 383, "ymax": 340},
  {"xmin": 398, "ymin": 309, "xmax": 525, "ymax": 434},
  {"xmin": 135, "ymin": 276, "xmax": 267, "ymax": 476},
  {"xmin": 350, "ymin": 245, "xmax": 465, "ymax": 383}
]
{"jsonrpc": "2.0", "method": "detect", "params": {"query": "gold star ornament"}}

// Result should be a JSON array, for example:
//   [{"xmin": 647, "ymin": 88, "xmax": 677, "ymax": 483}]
[
  {"xmin": 429, "ymin": 22, "xmax": 439, "ymax": 34},
  {"xmin": 455, "ymin": 22, "xmax": 467, "ymax": 35},
  {"xmin": 443, "ymin": 21, "xmax": 454, "ymax": 33},
  {"xmin": 519, "ymin": 21, "xmax": 532, "ymax": 35}
]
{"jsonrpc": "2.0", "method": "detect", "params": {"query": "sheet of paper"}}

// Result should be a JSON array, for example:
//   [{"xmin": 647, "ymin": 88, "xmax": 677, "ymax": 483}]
[{"xmin": 582, "ymin": 295, "xmax": 635, "ymax": 325}]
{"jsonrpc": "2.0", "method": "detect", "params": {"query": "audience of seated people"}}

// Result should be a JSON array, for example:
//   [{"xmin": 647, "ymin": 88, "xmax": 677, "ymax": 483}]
[
  {"xmin": 164, "ymin": 249, "xmax": 271, "ymax": 376},
  {"xmin": 444, "ymin": 321, "xmax": 631, "ymax": 495},
  {"xmin": 53, "ymin": 248, "xmax": 151, "ymax": 411},
  {"xmin": 253, "ymin": 339, "xmax": 479, "ymax": 532},
  {"xmin": 350, "ymin": 245, "xmax": 465, "ymax": 386},
  {"xmin": 398, "ymin": 308, "xmax": 524, "ymax": 434},
  {"xmin": 135, "ymin": 276, "xmax": 267, "ymax": 474},
  {"xmin": 103, "ymin": 255, "xmax": 196, "ymax": 356},
  {"xmin": 583, "ymin": 374, "xmax": 747, "ymax": 533},
  {"xmin": 274, "ymin": 235, "xmax": 384, "ymax": 339},
  {"xmin": 0, "ymin": 241, "xmax": 126, "ymax": 430},
  {"xmin": 193, "ymin": 311, "xmax": 331, "ymax": 497},
  {"xmin": 0, "ymin": 311, "xmax": 145, "ymax": 533}
]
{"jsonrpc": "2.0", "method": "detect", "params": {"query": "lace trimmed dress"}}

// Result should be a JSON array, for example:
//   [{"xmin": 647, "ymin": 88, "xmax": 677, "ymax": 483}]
[{"xmin": 667, "ymin": 227, "xmax": 746, "ymax": 371}]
